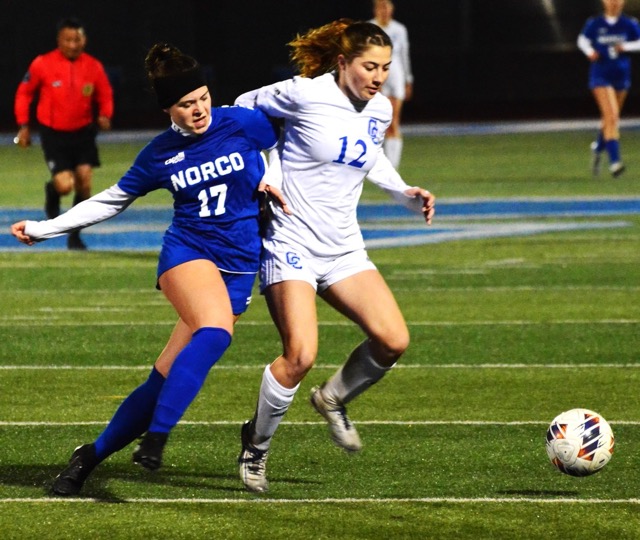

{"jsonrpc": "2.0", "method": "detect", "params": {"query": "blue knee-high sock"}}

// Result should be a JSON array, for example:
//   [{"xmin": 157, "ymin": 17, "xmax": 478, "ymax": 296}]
[
  {"xmin": 605, "ymin": 139, "xmax": 621, "ymax": 164},
  {"xmin": 149, "ymin": 327, "xmax": 232, "ymax": 433},
  {"xmin": 595, "ymin": 131, "xmax": 605, "ymax": 152},
  {"xmin": 93, "ymin": 367, "xmax": 166, "ymax": 461}
]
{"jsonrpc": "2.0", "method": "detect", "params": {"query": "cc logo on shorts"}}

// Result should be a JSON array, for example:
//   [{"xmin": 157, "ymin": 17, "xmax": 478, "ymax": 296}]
[{"xmin": 286, "ymin": 252, "xmax": 302, "ymax": 269}]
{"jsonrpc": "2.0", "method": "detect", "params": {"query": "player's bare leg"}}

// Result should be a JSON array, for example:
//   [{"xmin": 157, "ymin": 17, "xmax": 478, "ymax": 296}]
[
  {"xmin": 592, "ymin": 86, "xmax": 626, "ymax": 177},
  {"xmin": 239, "ymin": 280, "xmax": 317, "ymax": 492},
  {"xmin": 312, "ymin": 270, "xmax": 409, "ymax": 451}
]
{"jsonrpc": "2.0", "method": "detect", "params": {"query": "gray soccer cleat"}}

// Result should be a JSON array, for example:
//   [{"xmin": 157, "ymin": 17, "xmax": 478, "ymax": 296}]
[
  {"xmin": 238, "ymin": 421, "xmax": 269, "ymax": 493},
  {"xmin": 310, "ymin": 385, "xmax": 362, "ymax": 452}
]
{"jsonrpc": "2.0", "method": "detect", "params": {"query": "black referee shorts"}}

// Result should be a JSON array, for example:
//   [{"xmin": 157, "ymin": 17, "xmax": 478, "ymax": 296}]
[{"xmin": 40, "ymin": 124, "xmax": 101, "ymax": 175}]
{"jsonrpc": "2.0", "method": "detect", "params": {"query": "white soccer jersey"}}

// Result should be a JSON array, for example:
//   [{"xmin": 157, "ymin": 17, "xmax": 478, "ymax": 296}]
[
  {"xmin": 236, "ymin": 73, "xmax": 422, "ymax": 258},
  {"xmin": 371, "ymin": 18, "xmax": 413, "ymax": 90}
]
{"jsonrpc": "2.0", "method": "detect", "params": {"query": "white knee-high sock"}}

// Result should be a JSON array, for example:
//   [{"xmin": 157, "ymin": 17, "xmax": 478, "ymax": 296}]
[
  {"xmin": 383, "ymin": 137, "xmax": 403, "ymax": 169},
  {"xmin": 321, "ymin": 340, "xmax": 392, "ymax": 405},
  {"xmin": 251, "ymin": 364, "xmax": 299, "ymax": 450}
]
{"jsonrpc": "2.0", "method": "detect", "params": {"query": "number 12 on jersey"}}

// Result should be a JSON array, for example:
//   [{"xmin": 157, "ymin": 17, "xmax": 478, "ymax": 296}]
[{"xmin": 333, "ymin": 136, "xmax": 367, "ymax": 169}]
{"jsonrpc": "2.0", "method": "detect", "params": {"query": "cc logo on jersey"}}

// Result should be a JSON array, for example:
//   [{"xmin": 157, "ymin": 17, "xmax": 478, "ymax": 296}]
[
  {"xmin": 368, "ymin": 118, "xmax": 380, "ymax": 144},
  {"xmin": 286, "ymin": 252, "xmax": 302, "ymax": 269}
]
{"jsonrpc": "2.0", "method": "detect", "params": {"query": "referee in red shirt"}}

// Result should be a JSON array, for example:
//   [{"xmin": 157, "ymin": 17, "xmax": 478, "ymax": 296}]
[{"xmin": 14, "ymin": 17, "xmax": 114, "ymax": 250}]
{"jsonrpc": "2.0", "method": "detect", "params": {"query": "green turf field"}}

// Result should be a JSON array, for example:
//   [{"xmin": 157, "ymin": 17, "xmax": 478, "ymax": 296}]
[{"xmin": 0, "ymin": 127, "xmax": 639, "ymax": 539}]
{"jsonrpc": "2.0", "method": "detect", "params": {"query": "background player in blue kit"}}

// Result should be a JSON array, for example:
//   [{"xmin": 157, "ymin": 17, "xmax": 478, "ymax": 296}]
[
  {"xmin": 11, "ymin": 43, "xmax": 288, "ymax": 496},
  {"xmin": 578, "ymin": 0, "xmax": 640, "ymax": 177}
]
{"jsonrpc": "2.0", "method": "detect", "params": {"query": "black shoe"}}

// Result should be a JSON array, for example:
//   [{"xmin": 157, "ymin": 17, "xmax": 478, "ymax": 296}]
[
  {"xmin": 132, "ymin": 431, "xmax": 168, "ymax": 471},
  {"xmin": 44, "ymin": 181, "xmax": 60, "ymax": 219},
  {"xmin": 51, "ymin": 443, "xmax": 98, "ymax": 496},
  {"xmin": 610, "ymin": 162, "xmax": 626, "ymax": 178},
  {"xmin": 67, "ymin": 231, "xmax": 87, "ymax": 251}
]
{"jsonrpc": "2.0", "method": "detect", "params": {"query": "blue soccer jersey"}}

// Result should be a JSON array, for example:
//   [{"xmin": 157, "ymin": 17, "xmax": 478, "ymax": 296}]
[
  {"xmin": 580, "ymin": 14, "xmax": 640, "ymax": 89},
  {"xmin": 117, "ymin": 106, "xmax": 277, "ymax": 273}
]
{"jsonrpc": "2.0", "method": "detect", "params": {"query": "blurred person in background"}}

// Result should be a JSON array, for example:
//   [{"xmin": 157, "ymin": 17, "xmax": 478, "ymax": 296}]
[
  {"xmin": 14, "ymin": 17, "xmax": 114, "ymax": 249},
  {"xmin": 370, "ymin": 0, "xmax": 413, "ymax": 169},
  {"xmin": 11, "ymin": 43, "xmax": 287, "ymax": 496},
  {"xmin": 578, "ymin": 0, "xmax": 640, "ymax": 178}
]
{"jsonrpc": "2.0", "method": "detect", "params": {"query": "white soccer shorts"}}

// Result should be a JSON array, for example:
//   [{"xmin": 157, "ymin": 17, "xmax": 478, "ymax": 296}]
[{"xmin": 260, "ymin": 238, "xmax": 376, "ymax": 293}]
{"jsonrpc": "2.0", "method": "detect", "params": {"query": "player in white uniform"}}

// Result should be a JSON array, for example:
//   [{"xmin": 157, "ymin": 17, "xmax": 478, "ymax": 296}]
[
  {"xmin": 234, "ymin": 19, "xmax": 435, "ymax": 492},
  {"xmin": 370, "ymin": 0, "xmax": 413, "ymax": 169}
]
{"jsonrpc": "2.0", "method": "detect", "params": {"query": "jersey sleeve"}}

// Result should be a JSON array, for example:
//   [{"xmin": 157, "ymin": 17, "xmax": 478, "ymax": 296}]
[
  {"xmin": 14, "ymin": 56, "xmax": 43, "ymax": 125},
  {"xmin": 234, "ymin": 106, "xmax": 278, "ymax": 150},
  {"xmin": 23, "ymin": 185, "xmax": 136, "ymax": 240},
  {"xmin": 116, "ymin": 143, "xmax": 160, "ymax": 197},
  {"xmin": 366, "ymin": 147, "xmax": 426, "ymax": 214},
  {"xmin": 235, "ymin": 77, "xmax": 302, "ymax": 120},
  {"xmin": 577, "ymin": 34, "xmax": 595, "ymax": 56},
  {"xmin": 628, "ymin": 17, "xmax": 640, "ymax": 41},
  {"xmin": 578, "ymin": 17, "xmax": 602, "ymax": 56},
  {"xmin": 93, "ymin": 59, "xmax": 114, "ymax": 119},
  {"xmin": 261, "ymin": 145, "xmax": 284, "ymax": 190}
]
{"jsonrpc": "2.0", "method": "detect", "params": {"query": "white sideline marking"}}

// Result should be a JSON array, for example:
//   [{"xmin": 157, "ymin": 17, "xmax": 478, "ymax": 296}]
[
  {"xmin": 1, "ymin": 363, "xmax": 639, "ymax": 371},
  {"xmin": 1, "ymin": 420, "xmax": 639, "ymax": 426},
  {"xmin": 1, "ymin": 496, "xmax": 639, "ymax": 505},
  {"xmin": 6, "ymin": 284, "xmax": 640, "ymax": 291},
  {"xmin": 0, "ymin": 319, "xmax": 638, "ymax": 327}
]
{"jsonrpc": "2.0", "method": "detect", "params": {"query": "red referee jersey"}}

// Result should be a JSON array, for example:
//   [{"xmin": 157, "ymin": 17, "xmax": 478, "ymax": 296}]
[{"xmin": 14, "ymin": 48, "xmax": 114, "ymax": 132}]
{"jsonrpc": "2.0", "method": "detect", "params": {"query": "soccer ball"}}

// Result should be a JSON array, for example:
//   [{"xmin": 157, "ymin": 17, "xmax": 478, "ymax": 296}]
[{"xmin": 545, "ymin": 408, "xmax": 614, "ymax": 477}]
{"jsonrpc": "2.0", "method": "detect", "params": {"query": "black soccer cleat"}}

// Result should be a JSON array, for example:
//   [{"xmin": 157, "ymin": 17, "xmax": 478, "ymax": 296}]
[
  {"xmin": 610, "ymin": 162, "xmax": 626, "ymax": 178},
  {"xmin": 51, "ymin": 443, "xmax": 99, "ymax": 496},
  {"xmin": 44, "ymin": 181, "xmax": 60, "ymax": 219},
  {"xmin": 132, "ymin": 431, "xmax": 169, "ymax": 471},
  {"xmin": 67, "ymin": 231, "xmax": 87, "ymax": 251}
]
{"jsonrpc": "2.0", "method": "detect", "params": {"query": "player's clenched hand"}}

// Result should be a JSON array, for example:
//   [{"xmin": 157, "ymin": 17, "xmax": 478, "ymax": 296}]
[
  {"xmin": 258, "ymin": 181, "xmax": 291, "ymax": 216},
  {"xmin": 14, "ymin": 126, "xmax": 31, "ymax": 148},
  {"xmin": 97, "ymin": 115, "xmax": 111, "ymax": 131},
  {"xmin": 10, "ymin": 221, "xmax": 35, "ymax": 246},
  {"xmin": 405, "ymin": 187, "xmax": 435, "ymax": 225}
]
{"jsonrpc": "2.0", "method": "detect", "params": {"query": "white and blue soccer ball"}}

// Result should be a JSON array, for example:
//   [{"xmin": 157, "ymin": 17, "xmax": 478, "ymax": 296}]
[{"xmin": 546, "ymin": 408, "xmax": 614, "ymax": 477}]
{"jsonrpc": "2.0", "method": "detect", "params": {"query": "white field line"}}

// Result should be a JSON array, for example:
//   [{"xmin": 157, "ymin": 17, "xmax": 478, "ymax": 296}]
[
  {"xmin": 2, "ymin": 420, "xmax": 639, "ymax": 427},
  {"xmin": 6, "ymin": 285, "xmax": 640, "ymax": 292},
  {"xmin": 0, "ymin": 319, "xmax": 638, "ymax": 327},
  {"xmin": 1, "ymin": 363, "xmax": 639, "ymax": 370},
  {"xmin": 1, "ymin": 496, "xmax": 640, "ymax": 505}
]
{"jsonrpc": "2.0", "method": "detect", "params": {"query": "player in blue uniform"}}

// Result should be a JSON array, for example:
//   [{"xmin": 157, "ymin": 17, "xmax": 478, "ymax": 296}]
[
  {"xmin": 11, "ymin": 43, "xmax": 287, "ymax": 496},
  {"xmin": 578, "ymin": 0, "xmax": 640, "ymax": 177}
]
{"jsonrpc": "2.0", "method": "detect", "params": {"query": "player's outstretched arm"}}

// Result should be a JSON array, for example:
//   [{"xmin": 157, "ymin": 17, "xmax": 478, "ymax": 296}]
[{"xmin": 13, "ymin": 185, "xmax": 137, "ymax": 244}]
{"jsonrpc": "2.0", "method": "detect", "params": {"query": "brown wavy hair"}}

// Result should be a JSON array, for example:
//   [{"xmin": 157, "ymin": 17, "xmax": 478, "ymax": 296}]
[
  {"xmin": 144, "ymin": 43, "xmax": 199, "ymax": 81},
  {"xmin": 288, "ymin": 19, "xmax": 392, "ymax": 78}
]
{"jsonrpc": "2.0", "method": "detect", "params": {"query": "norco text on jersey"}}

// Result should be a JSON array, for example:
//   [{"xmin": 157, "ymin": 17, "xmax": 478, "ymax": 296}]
[{"xmin": 170, "ymin": 153, "xmax": 245, "ymax": 191}]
